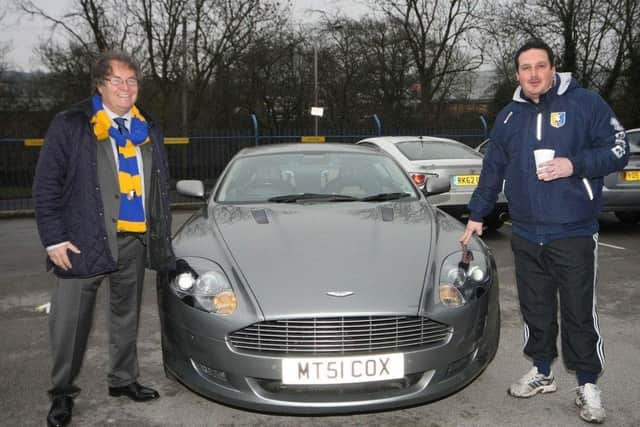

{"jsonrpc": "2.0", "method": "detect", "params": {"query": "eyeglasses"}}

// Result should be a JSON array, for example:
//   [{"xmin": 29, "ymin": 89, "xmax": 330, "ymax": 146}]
[{"xmin": 105, "ymin": 76, "xmax": 139, "ymax": 88}]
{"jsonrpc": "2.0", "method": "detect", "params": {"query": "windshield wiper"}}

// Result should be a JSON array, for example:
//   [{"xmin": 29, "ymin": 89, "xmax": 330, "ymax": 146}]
[
  {"xmin": 268, "ymin": 193, "xmax": 360, "ymax": 203},
  {"xmin": 360, "ymin": 192, "xmax": 413, "ymax": 202}
]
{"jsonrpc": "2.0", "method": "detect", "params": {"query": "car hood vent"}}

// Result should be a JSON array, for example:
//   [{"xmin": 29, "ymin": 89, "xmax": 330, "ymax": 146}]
[
  {"xmin": 380, "ymin": 206, "xmax": 394, "ymax": 222},
  {"xmin": 251, "ymin": 209, "xmax": 269, "ymax": 224}
]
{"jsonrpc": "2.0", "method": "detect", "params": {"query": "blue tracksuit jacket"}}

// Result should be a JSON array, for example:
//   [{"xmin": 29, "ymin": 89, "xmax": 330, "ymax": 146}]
[{"xmin": 469, "ymin": 73, "xmax": 629, "ymax": 241}]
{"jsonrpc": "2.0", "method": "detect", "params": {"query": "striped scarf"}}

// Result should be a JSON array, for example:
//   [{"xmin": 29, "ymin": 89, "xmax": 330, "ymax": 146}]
[{"xmin": 91, "ymin": 95, "xmax": 149, "ymax": 232}]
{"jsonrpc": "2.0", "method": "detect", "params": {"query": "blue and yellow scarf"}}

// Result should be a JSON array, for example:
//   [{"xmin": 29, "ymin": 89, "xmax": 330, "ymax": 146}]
[{"xmin": 91, "ymin": 95, "xmax": 149, "ymax": 233}]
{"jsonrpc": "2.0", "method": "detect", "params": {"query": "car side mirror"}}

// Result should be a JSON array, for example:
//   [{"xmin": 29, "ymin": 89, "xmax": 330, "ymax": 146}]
[
  {"xmin": 423, "ymin": 176, "xmax": 451, "ymax": 196},
  {"xmin": 176, "ymin": 180, "xmax": 205, "ymax": 199}
]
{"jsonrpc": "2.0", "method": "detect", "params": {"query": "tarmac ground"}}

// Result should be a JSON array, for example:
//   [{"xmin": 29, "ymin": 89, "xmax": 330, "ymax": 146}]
[{"xmin": 1, "ymin": 211, "xmax": 639, "ymax": 427}]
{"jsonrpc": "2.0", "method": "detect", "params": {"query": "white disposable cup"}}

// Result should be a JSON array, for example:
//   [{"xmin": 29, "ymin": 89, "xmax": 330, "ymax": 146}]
[{"xmin": 534, "ymin": 149, "xmax": 555, "ymax": 169}]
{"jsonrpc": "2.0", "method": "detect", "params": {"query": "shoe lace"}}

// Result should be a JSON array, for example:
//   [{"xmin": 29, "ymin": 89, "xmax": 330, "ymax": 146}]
[
  {"xmin": 522, "ymin": 367, "xmax": 546, "ymax": 384},
  {"xmin": 576, "ymin": 384, "xmax": 602, "ymax": 408}
]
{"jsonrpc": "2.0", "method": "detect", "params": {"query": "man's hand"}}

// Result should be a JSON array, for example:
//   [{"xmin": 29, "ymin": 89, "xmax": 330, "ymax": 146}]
[
  {"xmin": 460, "ymin": 219, "xmax": 483, "ymax": 246},
  {"xmin": 47, "ymin": 243, "xmax": 81, "ymax": 271},
  {"xmin": 537, "ymin": 157, "xmax": 574, "ymax": 181}
]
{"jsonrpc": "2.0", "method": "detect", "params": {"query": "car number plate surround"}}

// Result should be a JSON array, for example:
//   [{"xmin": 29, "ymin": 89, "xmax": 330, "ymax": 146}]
[
  {"xmin": 281, "ymin": 353, "xmax": 404, "ymax": 385},
  {"xmin": 453, "ymin": 174, "xmax": 480, "ymax": 186},
  {"xmin": 623, "ymin": 170, "xmax": 640, "ymax": 181}
]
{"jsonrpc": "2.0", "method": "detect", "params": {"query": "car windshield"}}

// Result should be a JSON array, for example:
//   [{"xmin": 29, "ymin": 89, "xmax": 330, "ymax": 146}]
[
  {"xmin": 395, "ymin": 140, "xmax": 482, "ymax": 161},
  {"xmin": 216, "ymin": 151, "xmax": 418, "ymax": 203},
  {"xmin": 627, "ymin": 131, "xmax": 640, "ymax": 154}
]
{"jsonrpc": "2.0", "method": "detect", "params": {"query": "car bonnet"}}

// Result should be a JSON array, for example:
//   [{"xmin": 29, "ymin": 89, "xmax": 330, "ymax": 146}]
[{"xmin": 211, "ymin": 202, "xmax": 435, "ymax": 317}]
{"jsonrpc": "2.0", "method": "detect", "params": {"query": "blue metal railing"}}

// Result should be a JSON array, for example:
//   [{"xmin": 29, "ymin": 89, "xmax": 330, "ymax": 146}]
[{"xmin": 1, "ymin": 119, "xmax": 485, "ymax": 212}]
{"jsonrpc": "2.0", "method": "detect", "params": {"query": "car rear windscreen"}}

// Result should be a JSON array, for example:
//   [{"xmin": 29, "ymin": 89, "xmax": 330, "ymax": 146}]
[
  {"xmin": 627, "ymin": 132, "xmax": 640, "ymax": 154},
  {"xmin": 396, "ymin": 141, "xmax": 482, "ymax": 161}
]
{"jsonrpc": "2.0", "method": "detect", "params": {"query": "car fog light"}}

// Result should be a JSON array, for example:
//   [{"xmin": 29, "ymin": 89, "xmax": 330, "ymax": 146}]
[
  {"xmin": 213, "ymin": 290, "xmax": 237, "ymax": 315},
  {"xmin": 177, "ymin": 273, "xmax": 195, "ymax": 291},
  {"xmin": 440, "ymin": 284, "xmax": 465, "ymax": 307}
]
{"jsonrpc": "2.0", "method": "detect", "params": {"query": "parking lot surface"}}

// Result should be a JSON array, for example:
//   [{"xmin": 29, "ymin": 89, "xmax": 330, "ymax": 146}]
[{"xmin": 1, "ymin": 211, "xmax": 639, "ymax": 427}]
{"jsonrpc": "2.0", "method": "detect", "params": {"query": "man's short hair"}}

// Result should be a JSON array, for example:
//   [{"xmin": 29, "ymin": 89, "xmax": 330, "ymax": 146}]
[
  {"xmin": 514, "ymin": 39, "xmax": 555, "ymax": 70},
  {"xmin": 91, "ymin": 50, "xmax": 141, "ymax": 94}
]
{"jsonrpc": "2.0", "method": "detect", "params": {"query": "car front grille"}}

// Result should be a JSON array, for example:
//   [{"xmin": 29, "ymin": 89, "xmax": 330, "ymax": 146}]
[{"xmin": 228, "ymin": 315, "xmax": 452, "ymax": 355}]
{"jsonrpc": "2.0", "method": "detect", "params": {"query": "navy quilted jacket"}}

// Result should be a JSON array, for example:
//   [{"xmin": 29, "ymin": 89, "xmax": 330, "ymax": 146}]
[
  {"xmin": 33, "ymin": 99, "xmax": 173, "ymax": 278},
  {"xmin": 469, "ymin": 73, "xmax": 629, "ymax": 233}
]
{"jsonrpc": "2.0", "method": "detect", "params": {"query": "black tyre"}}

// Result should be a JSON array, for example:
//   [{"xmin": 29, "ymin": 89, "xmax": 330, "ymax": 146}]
[
  {"xmin": 483, "ymin": 208, "xmax": 507, "ymax": 231},
  {"xmin": 484, "ymin": 218, "xmax": 504, "ymax": 232},
  {"xmin": 614, "ymin": 211, "xmax": 640, "ymax": 224}
]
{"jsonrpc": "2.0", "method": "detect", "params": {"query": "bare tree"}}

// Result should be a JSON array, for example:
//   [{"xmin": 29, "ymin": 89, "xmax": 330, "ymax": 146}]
[
  {"xmin": 126, "ymin": 0, "xmax": 190, "ymax": 131},
  {"xmin": 319, "ymin": 19, "xmax": 371, "ymax": 130},
  {"xmin": 14, "ymin": 0, "xmax": 142, "ymax": 108},
  {"xmin": 235, "ymin": 29, "xmax": 308, "ymax": 130},
  {"xmin": 615, "ymin": 0, "xmax": 640, "ymax": 126},
  {"xmin": 353, "ymin": 17, "xmax": 414, "ymax": 128},
  {"xmin": 16, "ymin": 0, "xmax": 136, "ymax": 54},
  {"xmin": 0, "ymin": 10, "xmax": 10, "ymax": 77},
  {"xmin": 489, "ymin": 0, "xmax": 629, "ymax": 100},
  {"xmin": 375, "ymin": 0, "xmax": 485, "ymax": 124},
  {"xmin": 186, "ymin": 0, "xmax": 286, "ymax": 128}
]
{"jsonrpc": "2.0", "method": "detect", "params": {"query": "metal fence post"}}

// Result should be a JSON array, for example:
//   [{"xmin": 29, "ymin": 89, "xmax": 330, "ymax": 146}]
[
  {"xmin": 251, "ymin": 114, "xmax": 259, "ymax": 146},
  {"xmin": 372, "ymin": 114, "xmax": 382, "ymax": 136},
  {"xmin": 479, "ymin": 114, "xmax": 489, "ymax": 141}
]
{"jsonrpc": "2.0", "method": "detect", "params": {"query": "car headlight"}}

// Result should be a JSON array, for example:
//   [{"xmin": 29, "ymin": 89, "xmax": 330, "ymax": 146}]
[
  {"xmin": 439, "ymin": 248, "xmax": 490, "ymax": 308},
  {"xmin": 170, "ymin": 258, "xmax": 237, "ymax": 315}
]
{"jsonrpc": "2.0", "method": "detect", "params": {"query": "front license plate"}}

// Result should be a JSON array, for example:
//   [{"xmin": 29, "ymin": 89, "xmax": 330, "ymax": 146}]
[
  {"xmin": 281, "ymin": 353, "xmax": 404, "ymax": 385},
  {"xmin": 454, "ymin": 174, "xmax": 480, "ymax": 186},
  {"xmin": 623, "ymin": 170, "xmax": 640, "ymax": 181}
]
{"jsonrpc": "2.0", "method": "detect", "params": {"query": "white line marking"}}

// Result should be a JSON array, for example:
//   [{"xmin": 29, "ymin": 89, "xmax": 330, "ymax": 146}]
[{"xmin": 598, "ymin": 241, "xmax": 625, "ymax": 250}]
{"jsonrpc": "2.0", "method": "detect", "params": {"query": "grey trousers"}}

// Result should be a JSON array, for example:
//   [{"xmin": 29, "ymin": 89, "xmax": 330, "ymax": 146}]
[{"xmin": 48, "ymin": 235, "xmax": 146, "ymax": 397}]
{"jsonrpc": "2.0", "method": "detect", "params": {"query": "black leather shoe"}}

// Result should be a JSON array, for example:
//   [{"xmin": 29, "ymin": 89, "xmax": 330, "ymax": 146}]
[
  {"xmin": 108, "ymin": 382, "xmax": 160, "ymax": 402},
  {"xmin": 47, "ymin": 396, "xmax": 73, "ymax": 427}
]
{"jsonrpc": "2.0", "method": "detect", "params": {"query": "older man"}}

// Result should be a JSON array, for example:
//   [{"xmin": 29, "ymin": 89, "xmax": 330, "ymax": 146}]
[{"xmin": 33, "ymin": 50, "xmax": 174, "ymax": 427}]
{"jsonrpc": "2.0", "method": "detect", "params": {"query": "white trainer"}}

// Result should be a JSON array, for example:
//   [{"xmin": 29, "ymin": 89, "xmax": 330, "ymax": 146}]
[
  {"xmin": 576, "ymin": 383, "xmax": 606, "ymax": 424},
  {"xmin": 508, "ymin": 366, "xmax": 557, "ymax": 397}
]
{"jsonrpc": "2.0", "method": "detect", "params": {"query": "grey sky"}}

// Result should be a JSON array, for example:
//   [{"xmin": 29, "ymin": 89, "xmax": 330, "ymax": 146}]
[{"xmin": 0, "ymin": 0, "xmax": 367, "ymax": 71}]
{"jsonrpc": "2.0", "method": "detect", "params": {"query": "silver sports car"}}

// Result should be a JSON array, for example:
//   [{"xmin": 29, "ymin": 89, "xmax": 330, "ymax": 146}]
[{"xmin": 158, "ymin": 143, "xmax": 500, "ymax": 414}]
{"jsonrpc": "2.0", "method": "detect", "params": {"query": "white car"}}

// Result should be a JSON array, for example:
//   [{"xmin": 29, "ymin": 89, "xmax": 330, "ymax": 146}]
[{"xmin": 358, "ymin": 136, "xmax": 508, "ymax": 230}]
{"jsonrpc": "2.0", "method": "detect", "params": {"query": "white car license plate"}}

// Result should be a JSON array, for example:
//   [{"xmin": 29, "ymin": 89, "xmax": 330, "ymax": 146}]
[{"xmin": 281, "ymin": 353, "xmax": 404, "ymax": 385}]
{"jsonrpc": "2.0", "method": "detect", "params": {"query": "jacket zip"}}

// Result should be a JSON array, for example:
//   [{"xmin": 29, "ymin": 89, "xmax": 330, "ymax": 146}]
[{"xmin": 535, "ymin": 108, "xmax": 544, "ymax": 245}]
